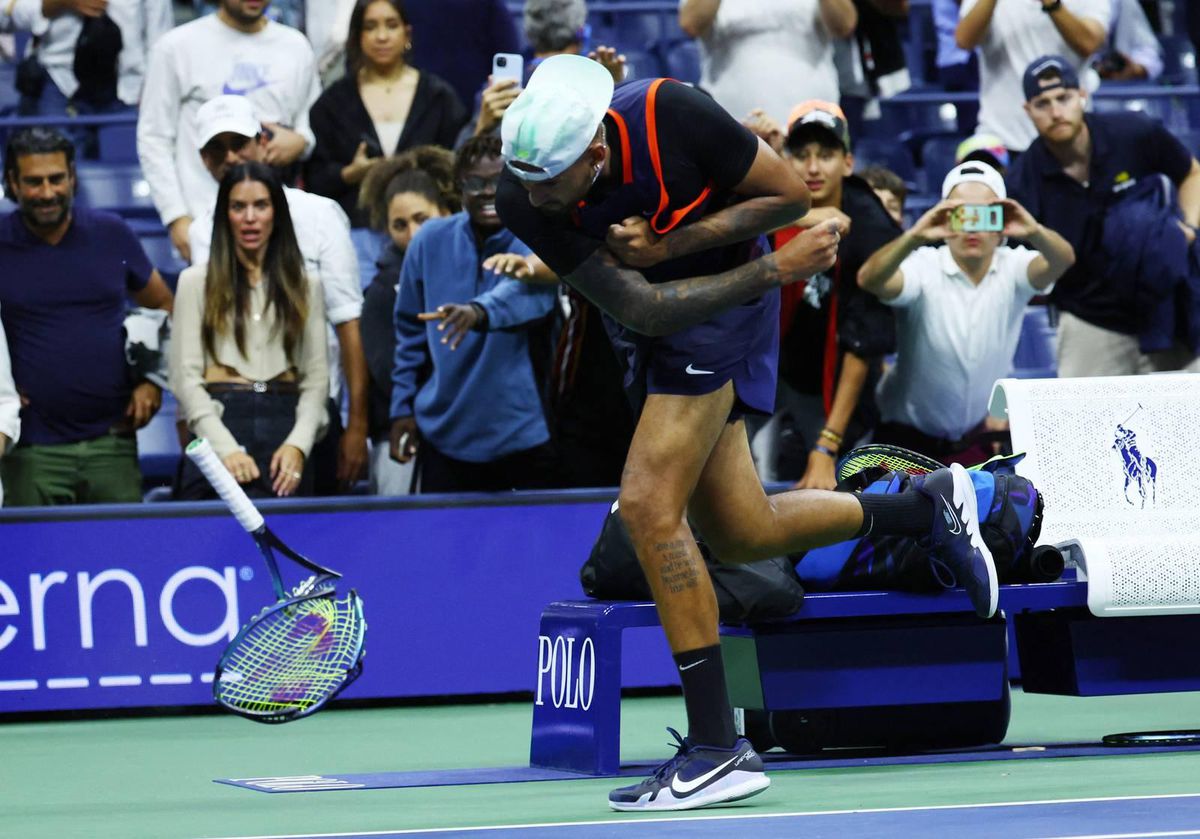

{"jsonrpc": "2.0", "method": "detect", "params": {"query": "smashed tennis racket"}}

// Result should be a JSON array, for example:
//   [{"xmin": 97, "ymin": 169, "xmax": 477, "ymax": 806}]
[{"xmin": 186, "ymin": 438, "xmax": 367, "ymax": 723}]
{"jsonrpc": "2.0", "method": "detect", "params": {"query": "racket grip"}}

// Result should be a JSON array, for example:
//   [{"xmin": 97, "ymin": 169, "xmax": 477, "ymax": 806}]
[{"xmin": 185, "ymin": 438, "xmax": 266, "ymax": 533}]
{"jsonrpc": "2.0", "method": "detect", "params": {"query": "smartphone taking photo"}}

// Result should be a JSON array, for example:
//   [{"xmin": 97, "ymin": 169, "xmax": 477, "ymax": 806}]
[
  {"xmin": 492, "ymin": 52, "xmax": 524, "ymax": 87},
  {"xmin": 950, "ymin": 204, "xmax": 1004, "ymax": 233}
]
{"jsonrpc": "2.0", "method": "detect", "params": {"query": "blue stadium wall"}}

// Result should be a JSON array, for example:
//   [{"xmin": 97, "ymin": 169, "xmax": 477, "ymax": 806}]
[{"xmin": 0, "ymin": 492, "xmax": 678, "ymax": 714}]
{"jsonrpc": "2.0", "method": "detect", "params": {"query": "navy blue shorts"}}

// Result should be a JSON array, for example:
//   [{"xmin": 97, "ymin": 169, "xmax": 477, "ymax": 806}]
[{"xmin": 605, "ymin": 288, "xmax": 780, "ymax": 418}]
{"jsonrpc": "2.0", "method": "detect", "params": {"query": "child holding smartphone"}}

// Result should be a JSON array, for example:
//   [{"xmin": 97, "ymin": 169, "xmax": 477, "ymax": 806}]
[{"xmin": 856, "ymin": 161, "xmax": 1075, "ymax": 464}]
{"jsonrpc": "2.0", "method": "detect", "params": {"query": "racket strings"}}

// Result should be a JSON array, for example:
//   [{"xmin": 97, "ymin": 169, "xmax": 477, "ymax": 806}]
[
  {"xmin": 837, "ymin": 446, "xmax": 944, "ymax": 483},
  {"xmin": 216, "ymin": 593, "xmax": 365, "ymax": 718}
]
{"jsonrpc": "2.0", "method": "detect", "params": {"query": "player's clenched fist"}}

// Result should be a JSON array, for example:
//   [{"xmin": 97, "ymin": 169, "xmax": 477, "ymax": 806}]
[{"xmin": 773, "ymin": 217, "xmax": 845, "ymax": 283}]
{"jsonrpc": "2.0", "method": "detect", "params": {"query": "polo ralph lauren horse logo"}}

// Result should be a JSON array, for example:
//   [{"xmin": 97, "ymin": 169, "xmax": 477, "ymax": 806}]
[{"xmin": 1113, "ymin": 405, "xmax": 1157, "ymax": 508}]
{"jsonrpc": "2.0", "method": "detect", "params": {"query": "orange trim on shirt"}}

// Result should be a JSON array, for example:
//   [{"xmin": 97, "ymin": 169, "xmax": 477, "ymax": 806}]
[
  {"xmin": 606, "ymin": 109, "xmax": 634, "ymax": 185},
  {"xmin": 645, "ymin": 79, "xmax": 713, "ymax": 235}
]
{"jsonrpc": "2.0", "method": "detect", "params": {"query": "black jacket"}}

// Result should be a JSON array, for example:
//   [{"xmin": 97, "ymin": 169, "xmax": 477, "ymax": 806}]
[
  {"xmin": 361, "ymin": 242, "xmax": 408, "ymax": 441},
  {"xmin": 306, "ymin": 71, "xmax": 467, "ymax": 227}
]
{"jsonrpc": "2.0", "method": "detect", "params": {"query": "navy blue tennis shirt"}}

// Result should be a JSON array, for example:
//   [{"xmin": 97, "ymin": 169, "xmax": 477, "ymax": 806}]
[
  {"xmin": 0, "ymin": 207, "xmax": 152, "ymax": 445},
  {"xmin": 1007, "ymin": 112, "xmax": 1194, "ymax": 333}
]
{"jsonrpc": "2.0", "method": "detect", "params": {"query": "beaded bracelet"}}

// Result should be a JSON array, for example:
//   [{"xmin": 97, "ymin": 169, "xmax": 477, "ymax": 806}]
[{"xmin": 819, "ymin": 428, "xmax": 844, "ymax": 445}]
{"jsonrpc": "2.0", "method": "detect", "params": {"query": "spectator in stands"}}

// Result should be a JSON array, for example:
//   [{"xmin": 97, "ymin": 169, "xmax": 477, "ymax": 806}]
[
  {"xmin": 138, "ymin": 0, "xmax": 321, "ymax": 263},
  {"xmin": 933, "ymin": 0, "xmax": 978, "ymax": 90},
  {"xmin": 680, "ymin": 0, "xmax": 857, "ymax": 126},
  {"xmin": 760, "ymin": 101, "xmax": 899, "ymax": 488},
  {"xmin": 307, "ymin": 0, "xmax": 467, "ymax": 229},
  {"xmin": 860, "ymin": 164, "xmax": 907, "ymax": 226},
  {"xmin": 10, "ymin": 0, "xmax": 173, "ymax": 147},
  {"xmin": 956, "ymin": 132, "xmax": 1011, "ymax": 175},
  {"xmin": 859, "ymin": 162, "xmax": 1074, "ymax": 465},
  {"xmin": 0, "ymin": 305, "xmax": 19, "ymax": 507},
  {"xmin": 465, "ymin": 1, "xmax": 625, "ymax": 147},
  {"xmin": 188, "ymin": 95, "xmax": 370, "ymax": 494},
  {"xmin": 305, "ymin": 0, "xmax": 358, "ymax": 85},
  {"xmin": 1007, "ymin": 55, "xmax": 1200, "ymax": 376},
  {"xmin": 0, "ymin": 126, "xmax": 174, "ymax": 506},
  {"xmin": 389, "ymin": 136, "xmax": 559, "ymax": 492},
  {"xmin": 357, "ymin": 146, "xmax": 459, "ymax": 494},
  {"xmin": 1094, "ymin": 0, "xmax": 1163, "ymax": 81},
  {"xmin": 403, "ymin": 0, "xmax": 520, "ymax": 111},
  {"xmin": 170, "ymin": 162, "xmax": 329, "ymax": 499},
  {"xmin": 957, "ymin": 0, "xmax": 1110, "ymax": 152}
]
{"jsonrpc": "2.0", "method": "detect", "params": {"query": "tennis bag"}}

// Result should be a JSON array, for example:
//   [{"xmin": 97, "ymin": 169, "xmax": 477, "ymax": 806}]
[
  {"xmin": 793, "ymin": 453, "xmax": 1054, "ymax": 594},
  {"xmin": 579, "ymin": 500, "xmax": 806, "ymax": 623}
]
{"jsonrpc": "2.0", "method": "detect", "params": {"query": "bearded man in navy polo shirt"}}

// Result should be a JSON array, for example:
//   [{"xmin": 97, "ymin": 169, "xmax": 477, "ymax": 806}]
[
  {"xmin": 0, "ymin": 127, "xmax": 174, "ymax": 506},
  {"xmin": 1007, "ymin": 55, "xmax": 1200, "ymax": 377}
]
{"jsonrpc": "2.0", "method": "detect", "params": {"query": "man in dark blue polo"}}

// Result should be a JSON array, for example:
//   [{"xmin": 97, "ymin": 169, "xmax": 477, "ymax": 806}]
[
  {"xmin": 0, "ymin": 126, "xmax": 174, "ymax": 506},
  {"xmin": 1007, "ymin": 55, "xmax": 1200, "ymax": 377}
]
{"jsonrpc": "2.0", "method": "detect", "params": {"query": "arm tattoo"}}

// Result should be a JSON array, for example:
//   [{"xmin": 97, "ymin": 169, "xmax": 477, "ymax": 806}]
[
  {"xmin": 666, "ymin": 195, "xmax": 803, "ymax": 261},
  {"xmin": 565, "ymin": 248, "xmax": 782, "ymax": 336},
  {"xmin": 656, "ymin": 540, "xmax": 702, "ymax": 594}
]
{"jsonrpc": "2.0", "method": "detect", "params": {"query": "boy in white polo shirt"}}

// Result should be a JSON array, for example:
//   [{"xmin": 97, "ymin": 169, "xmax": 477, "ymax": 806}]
[{"xmin": 857, "ymin": 161, "xmax": 1075, "ymax": 463}]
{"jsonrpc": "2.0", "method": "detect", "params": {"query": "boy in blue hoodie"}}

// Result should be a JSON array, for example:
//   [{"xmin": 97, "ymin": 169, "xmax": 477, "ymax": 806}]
[{"xmin": 388, "ymin": 136, "xmax": 559, "ymax": 492}]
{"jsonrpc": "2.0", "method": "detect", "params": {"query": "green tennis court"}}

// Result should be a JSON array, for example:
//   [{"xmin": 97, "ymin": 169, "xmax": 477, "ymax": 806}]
[{"xmin": 6, "ymin": 688, "xmax": 1200, "ymax": 838}]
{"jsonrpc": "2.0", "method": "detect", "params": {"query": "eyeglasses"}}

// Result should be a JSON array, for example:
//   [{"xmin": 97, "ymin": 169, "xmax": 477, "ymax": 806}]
[{"xmin": 461, "ymin": 175, "xmax": 500, "ymax": 195}]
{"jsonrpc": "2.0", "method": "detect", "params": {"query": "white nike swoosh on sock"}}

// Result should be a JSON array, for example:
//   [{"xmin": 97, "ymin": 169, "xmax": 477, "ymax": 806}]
[{"xmin": 678, "ymin": 659, "xmax": 707, "ymax": 672}]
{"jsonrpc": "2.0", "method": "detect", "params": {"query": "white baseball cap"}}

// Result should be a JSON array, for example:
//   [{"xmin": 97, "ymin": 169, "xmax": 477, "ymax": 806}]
[
  {"xmin": 501, "ymin": 54, "xmax": 614, "ymax": 182},
  {"xmin": 941, "ymin": 160, "xmax": 1007, "ymax": 200},
  {"xmin": 195, "ymin": 95, "xmax": 261, "ymax": 149}
]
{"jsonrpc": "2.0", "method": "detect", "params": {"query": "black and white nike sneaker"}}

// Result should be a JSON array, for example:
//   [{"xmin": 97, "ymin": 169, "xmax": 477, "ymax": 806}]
[
  {"xmin": 608, "ymin": 728, "xmax": 769, "ymax": 812},
  {"xmin": 917, "ymin": 462, "xmax": 998, "ymax": 618}
]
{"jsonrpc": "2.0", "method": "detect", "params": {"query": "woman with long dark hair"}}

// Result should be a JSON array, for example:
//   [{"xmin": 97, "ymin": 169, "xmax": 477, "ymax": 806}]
[
  {"xmin": 169, "ymin": 162, "xmax": 329, "ymax": 499},
  {"xmin": 306, "ymin": 0, "xmax": 467, "ymax": 227}
]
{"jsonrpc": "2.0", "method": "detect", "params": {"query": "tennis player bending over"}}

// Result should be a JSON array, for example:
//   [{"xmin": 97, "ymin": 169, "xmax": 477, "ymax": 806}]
[{"xmin": 497, "ymin": 55, "xmax": 997, "ymax": 812}]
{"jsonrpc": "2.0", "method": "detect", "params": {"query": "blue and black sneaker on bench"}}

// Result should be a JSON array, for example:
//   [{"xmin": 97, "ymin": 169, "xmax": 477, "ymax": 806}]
[
  {"xmin": 608, "ymin": 728, "xmax": 769, "ymax": 812},
  {"xmin": 917, "ymin": 462, "xmax": 998, "ymax": 618}
]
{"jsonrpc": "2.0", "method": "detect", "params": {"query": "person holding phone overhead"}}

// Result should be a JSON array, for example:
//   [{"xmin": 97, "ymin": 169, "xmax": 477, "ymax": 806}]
[
  {"xmin": 307, "ymin": 0, "xmax": 467, "ymax": 227},
  {"xmin": 857, "ymin": 162, "xmax": 1074, "ymax": 465}
]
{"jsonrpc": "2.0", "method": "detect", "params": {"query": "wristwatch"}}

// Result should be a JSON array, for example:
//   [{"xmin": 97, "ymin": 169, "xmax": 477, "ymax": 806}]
[{"xmin": 1042, "ymin": 0, "xmax": 1063, "ymax": 12}]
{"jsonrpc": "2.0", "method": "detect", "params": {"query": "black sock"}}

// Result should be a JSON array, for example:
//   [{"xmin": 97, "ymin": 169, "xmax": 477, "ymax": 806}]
[
  {"xmin": 855, "ymin": 491, "xmax": 933, "ymax": 538},
  {"xmin": 674, "ymin": 644, "xmax": 737, "ymax": 748}
]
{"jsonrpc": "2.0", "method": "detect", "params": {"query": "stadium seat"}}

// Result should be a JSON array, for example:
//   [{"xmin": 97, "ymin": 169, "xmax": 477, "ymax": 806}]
[
  {"xmin": 919, "ymin": 134, "xmax": 968, "ymax": 193},
  {"xmin": 1160, "ymin": 34, "xmax": 1198, "ymax": 86},
  {"xmin": 74, "ymin": 162, "xmax": 157, "ymax": 218},
  {"xmin": 138, "ymin": 230, "xmax": 186, "ymax": 290},
  {"xmin": 137, "ymin": 390, "xmax": 181, "ymax": 493},
  {"xmin": 651, "ymin": 37, "xmax": 700, "ymax": 84},
  {"xmin": 854, "ymin": 137, "xmax": 917, "ymax": 187},
  {"xmin": 97, "ymin": 122, "xmax": 139, "ymax": 164},
  {"xmin": 1011, "ymin": 304, "xmax": 1057, "ymax": 379}
]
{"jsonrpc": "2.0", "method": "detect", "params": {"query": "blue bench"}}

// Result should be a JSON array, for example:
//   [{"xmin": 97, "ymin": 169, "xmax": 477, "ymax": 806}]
[{"xmin": 530, "ymin": 573, "xmax": 1200, "ymax": 775}]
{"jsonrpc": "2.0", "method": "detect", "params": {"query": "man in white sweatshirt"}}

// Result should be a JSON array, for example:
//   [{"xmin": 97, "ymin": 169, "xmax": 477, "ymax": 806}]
[
  {"xmin": 137, "ymin": 0, "xmax": 321, "ymax": 262},
  {"xmin": 0, "ymin": 305, "xmax": 19, "ymax": 507}
]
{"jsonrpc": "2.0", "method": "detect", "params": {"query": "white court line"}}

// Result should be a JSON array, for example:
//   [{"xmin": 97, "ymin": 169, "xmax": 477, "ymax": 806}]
[
  {"xmin": 149, "ymin": 673, "xmax": 193, "ymax": 686},
  {"xmin": 0, "ymin": 680, "xmax": 38, "ymax": 691},
  {"xmin": 202, "ymin": 791, "xmax": 1200, "ymax": 839},
  {"xmin": 99, "ymin": 675, "xmax": 142, "ymax": 688},
  {"xmin": 45, "ymin": 677, "xmax": 88, "ymax": 689}
]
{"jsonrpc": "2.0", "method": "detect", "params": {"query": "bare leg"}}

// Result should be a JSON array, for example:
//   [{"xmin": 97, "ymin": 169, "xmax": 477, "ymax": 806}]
[
  {"xmin": 618, "ymin": 384, "xmax": 737, "ymax": 653},
  {"xmin": 689, "ymin": 418, "xmax": 864, "ymax": 565}
]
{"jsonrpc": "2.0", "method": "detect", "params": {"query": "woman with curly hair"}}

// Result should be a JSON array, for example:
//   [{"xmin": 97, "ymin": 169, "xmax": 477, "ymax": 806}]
[
  {"xmin": 170, "ymin": 162, "xmax": 329, "ymax": 499},
  {"xmin": 357, "ymin": 145, "xmax": 459, "ymax": 494}
]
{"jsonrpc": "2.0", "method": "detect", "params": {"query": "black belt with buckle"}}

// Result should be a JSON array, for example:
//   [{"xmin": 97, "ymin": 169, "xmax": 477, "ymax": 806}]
[{"xmin": 205, "ymin": 380, "xmax": 300, "ymax": 395}]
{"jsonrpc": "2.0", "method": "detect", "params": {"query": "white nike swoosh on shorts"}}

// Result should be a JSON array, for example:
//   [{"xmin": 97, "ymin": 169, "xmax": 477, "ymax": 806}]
[{"xmin": 685, "ymin": 364, "xmax": 714, "ymax": 375}]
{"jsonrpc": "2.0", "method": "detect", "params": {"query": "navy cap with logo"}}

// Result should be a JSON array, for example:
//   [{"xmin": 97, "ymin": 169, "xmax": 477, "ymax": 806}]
[{"xmin": 1022, "ymin": 55, "xmax": 1082, "ymax": 101}]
